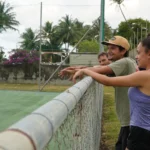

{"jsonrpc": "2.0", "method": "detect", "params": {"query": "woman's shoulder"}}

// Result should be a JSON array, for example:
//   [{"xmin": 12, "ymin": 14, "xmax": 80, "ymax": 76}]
[{"xmin": 137, "ymin": 70, "xmax": 150, "ymax": 87}]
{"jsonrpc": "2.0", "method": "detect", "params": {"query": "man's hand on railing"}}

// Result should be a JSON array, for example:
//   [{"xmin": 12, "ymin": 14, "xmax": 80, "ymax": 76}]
[
  {"xmin": 59, "ymin": 67, "xmax": 76, "ymax": 78},
  {"xmin": 59, "ymin": 66, "xmax": 87, "ymax": 79}
]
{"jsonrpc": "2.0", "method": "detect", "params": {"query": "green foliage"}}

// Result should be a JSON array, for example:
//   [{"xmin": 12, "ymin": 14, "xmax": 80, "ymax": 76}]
[
  {"xmin": 117, "ymin": 18, "xmax": 150, "ymax": 42},
  {"xmin": 0, "ymin": 1, "xmax": 19, "ymax": 33},
  {"xmin": 101, "ymin": 86, "xmax": 120, "ymax": 150},
  {"xmin": 56, "ymin": 15, "xmax": 82, "ymax": 49},
  {"xmin": 0, "ymin": 67, "xmax": 9, "ymax": 80},
  {"xmin": 41, "ymin": 21, "xmax": 62, "ymax": 51},
  {"xmin": 78, "ymin": 40, "xmax": 99, "ymax": 52},
  {"xmin": 0, "ymin": 83, "xmax": 70, "ymax": 92},
  {"xmin": 111, "ymin": 0, "xmax": 124, "ymax": 5},
  {"xmin": 85, "ymin": 19, "xmax": 112, "ymax": 41},
  {"xmin": 20, "ymin": 28, "xmax": 39, "ymax": 50},
  {"xmin": 3, "ymin": 50, "xmax": 39, "ymax": 79},
  {"xmin": 41, "ymin": 44, "xmax": 62, "ymax": 52},
  {"xmin": 19, "ymin": 15, "xmax": 113, "ymax": 53},
  {"xmin": 0, "ymin": 48, "xmax": 5, "ymax": 62}
]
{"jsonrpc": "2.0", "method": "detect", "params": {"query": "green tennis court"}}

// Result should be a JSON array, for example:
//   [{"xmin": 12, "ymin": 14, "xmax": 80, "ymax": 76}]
[{"xmin": 0, "ymin": 90, "xmax": 60, "ymax": 131}]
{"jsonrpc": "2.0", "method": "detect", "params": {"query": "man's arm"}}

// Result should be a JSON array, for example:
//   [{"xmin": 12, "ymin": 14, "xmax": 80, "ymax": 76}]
[
  {"xmin": 59, "ymin": 66, "xmax": 87, "ymax": 77},
  {"xmin": 59, "ymin": 64, "xmax": 114, "ymax": 78}
]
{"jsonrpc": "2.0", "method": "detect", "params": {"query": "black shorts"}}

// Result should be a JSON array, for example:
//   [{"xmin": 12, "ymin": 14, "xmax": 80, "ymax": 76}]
[
  {"xmin": 115, "ymin": 126, "xmax": 130, "ymax": 150},
  {"xmin": 127, "ymin": 126, "xmax": 150, "ymax": 150}
]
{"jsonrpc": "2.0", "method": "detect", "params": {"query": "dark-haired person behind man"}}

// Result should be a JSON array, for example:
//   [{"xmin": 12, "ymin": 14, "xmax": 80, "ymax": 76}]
[
  {"xmin": 97, "ymin": 52, "xmax": 111, "ymax": 66},
  {"xmin": 60, "ymin": 36, "xmax": 137, "ymax": 150},
  {"xmin": 93, "ymin": 52, "xmax": 111, "ymax": 68}
]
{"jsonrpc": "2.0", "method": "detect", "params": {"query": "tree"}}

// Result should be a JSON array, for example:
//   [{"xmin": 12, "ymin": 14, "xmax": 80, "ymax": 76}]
[
  {"xmin": 57, "ymin": 15, "xmax": 82, "ymax": 51},
  {"xmin": 41, "ymin": 21, "xmax": 62, "ymax": 51},
  {"xmin": 3, "ymin": 50, "xmax": 39, "ymax": 79},
  {"xmin": 3, "ymin": 50, "xmax": 39, "ymax": 65},
  {"xmin": 0, "ymin": 1, "xmax": 19, "ymax": 33},
  {"xmin": 84, "ymin": 18, "xmax": 112, "ymax": 41},
  {"xmin": 69, "ymin": 19, "xmax": 84, "ymax": 46},
  {"xmin": 78, "ymin": 40, "xmax": 99, "ymax": 53},
  {"xmin": 20, "ymin": 28, "xmax": 39, "ymax": 50},
  {"xmin": 116, "ymin": 18, "xmax": 150, "ymax": 45},
  {"xmin": 0, "ymin": 47, "xmax": 5, "ymax": 62},
  {"xmin": 111, "ymin": 0, "xmax": 127, "ymax": 22}
]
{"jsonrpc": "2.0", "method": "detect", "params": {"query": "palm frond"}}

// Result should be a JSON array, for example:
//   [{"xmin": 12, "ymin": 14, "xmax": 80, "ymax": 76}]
[{"xmin": 0, "ymin": 1, "xmax": 19, "ymax": 32}]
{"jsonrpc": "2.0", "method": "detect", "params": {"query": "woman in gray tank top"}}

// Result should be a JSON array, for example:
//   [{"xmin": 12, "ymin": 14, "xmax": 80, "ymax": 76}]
[{"xmin": 72, "ymin": 36, "xmax": 150, "ymax": 150}]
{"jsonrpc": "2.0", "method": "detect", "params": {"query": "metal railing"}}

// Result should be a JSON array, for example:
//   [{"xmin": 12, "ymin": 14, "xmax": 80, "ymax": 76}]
[{"xmin": 0, "ymin": 77, "xmax": 103, "ymax": 150}]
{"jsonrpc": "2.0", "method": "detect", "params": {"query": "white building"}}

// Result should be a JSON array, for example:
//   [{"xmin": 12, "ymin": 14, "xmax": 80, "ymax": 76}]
[{"xmin": 69, "ymin": 53, "xmax": 99, "ymax": 66}]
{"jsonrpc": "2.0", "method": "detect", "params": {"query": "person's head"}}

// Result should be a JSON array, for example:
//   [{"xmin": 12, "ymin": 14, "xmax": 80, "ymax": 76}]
[
  {"xmin": 97, "ymin": 52, "xmax": 110, "ymax": 65},
  {"xmin": 136, "ymin": 35, "xmax": 150, "ymax": 69},
  {"xmin": 102, "ymin": 36, "xmax": 130, "ymax": 61}
]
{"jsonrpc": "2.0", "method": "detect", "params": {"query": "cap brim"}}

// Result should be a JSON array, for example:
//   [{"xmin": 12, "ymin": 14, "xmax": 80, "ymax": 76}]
[
  {"xmin": 101, "ymin": 41, "xmax": 128, "ymax": 50},
  {"xmin": 101, "ymin": 41, "xmax": 118, "ymax": 46}
]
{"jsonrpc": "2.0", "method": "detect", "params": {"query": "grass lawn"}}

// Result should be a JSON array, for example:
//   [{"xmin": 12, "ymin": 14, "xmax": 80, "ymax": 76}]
[
  {"xmin": 0, "ymin": 83, "xmax": 71, "ymax": 92},
  {"xmin": 101, "ymin": 86, "xmax": 120, "ymax": 150}
]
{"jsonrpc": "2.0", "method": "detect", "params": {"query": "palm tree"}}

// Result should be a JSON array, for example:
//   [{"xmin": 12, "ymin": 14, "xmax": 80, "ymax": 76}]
[
  {"xmin": 71, "ymin": 19, "xmax": 84, "ymax": 45},
  {"xmin": 41, "ymin": 21, "xmax": 62, "ymax": 51},
  {"xmin": 0, "ymin": 1, "xmax": 19, "ymax": 33},
  {"xmin": 86, "ymin": 18, "xmax": 112, "ymax": 41},
  {"xmin": 74, "ymin": 19, "xmax": 84, "ymax": 29},
  {"xmin": 111, "ymin": 0, "xmax": 127, "ymax": 22},
  {"xmin": 20, "ymin": 28, "xmax": 38, "ymax": 50},
  {"xmin": 57, "ymin": 15, "xmax": 81, "ymax": 51},
  {"xmin": 42, "ymin": 21, "xmax": 55, "ymax": 43}
]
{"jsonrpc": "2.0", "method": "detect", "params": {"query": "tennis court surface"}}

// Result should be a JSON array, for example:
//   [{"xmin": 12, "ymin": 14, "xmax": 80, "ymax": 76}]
[{"xmin": 0, "ymin": 90, "xmax": 60, "ymax": 131}]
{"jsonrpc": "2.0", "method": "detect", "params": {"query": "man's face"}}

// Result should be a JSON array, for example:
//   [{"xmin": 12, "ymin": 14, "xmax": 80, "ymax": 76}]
[
  {"xmin": 107, "ymin": 44, "xmax": 126, "ymax": 61},
  {"xmin": 98, "ymin": 55, "xmax": 110, "ymax": 65}
]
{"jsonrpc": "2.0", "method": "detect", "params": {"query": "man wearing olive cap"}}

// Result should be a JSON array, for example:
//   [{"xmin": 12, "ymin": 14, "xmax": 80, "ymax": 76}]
[
  {"xmin": 100, "ymin": 36, "xmax": 137, "ymax": 150},
  {"xmin": 60, "ymin": 36, "xmax": 137, "ymax": 150}
]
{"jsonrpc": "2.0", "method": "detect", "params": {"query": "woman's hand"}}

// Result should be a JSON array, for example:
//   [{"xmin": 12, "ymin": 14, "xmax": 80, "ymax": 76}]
[{"xmin": 72, "ymin": 69, "xmax": 85, "ymax": 83}]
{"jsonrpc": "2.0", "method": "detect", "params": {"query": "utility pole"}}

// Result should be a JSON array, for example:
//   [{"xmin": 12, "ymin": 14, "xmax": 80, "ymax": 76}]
[
  {"xmin": 133, "ymin": 32, "xmax": 136, "ymax": 57},
  {"xmin": 146, "ymin": 20, "xmax": 148, "ymax": 37},
  {"xmin": 137, "ymin": 28, "xmax": 138, "ymax": 45},
  {"xmin": 100, "ymin": 0, "xmax": 105, "ymax": 52},
  {"xmin": 141, "ymin": 25, "xmax": 142, "ymax": 40},
  {"xmin": 133, "ymin": 32, "xmax": 135, "ymax": 49},
  {"xmin": 39, "ymin": 2, "xmax": 42, "ymax": 91}
]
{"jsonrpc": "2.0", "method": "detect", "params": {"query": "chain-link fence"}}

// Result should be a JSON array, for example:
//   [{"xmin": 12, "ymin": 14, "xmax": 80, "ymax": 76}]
[
  {"xmin": 45, "ymin": 81, "xmax": 103, "ymax": 150},
  {"xmin": 0, "ymin": 77, "xmax": 103, "ymax": 150}
]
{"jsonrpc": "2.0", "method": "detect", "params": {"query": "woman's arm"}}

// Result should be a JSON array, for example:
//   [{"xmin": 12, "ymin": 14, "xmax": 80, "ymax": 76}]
[{"xmin": 73, "ymin": 69, "xmax": 147, "ymax": 87}]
